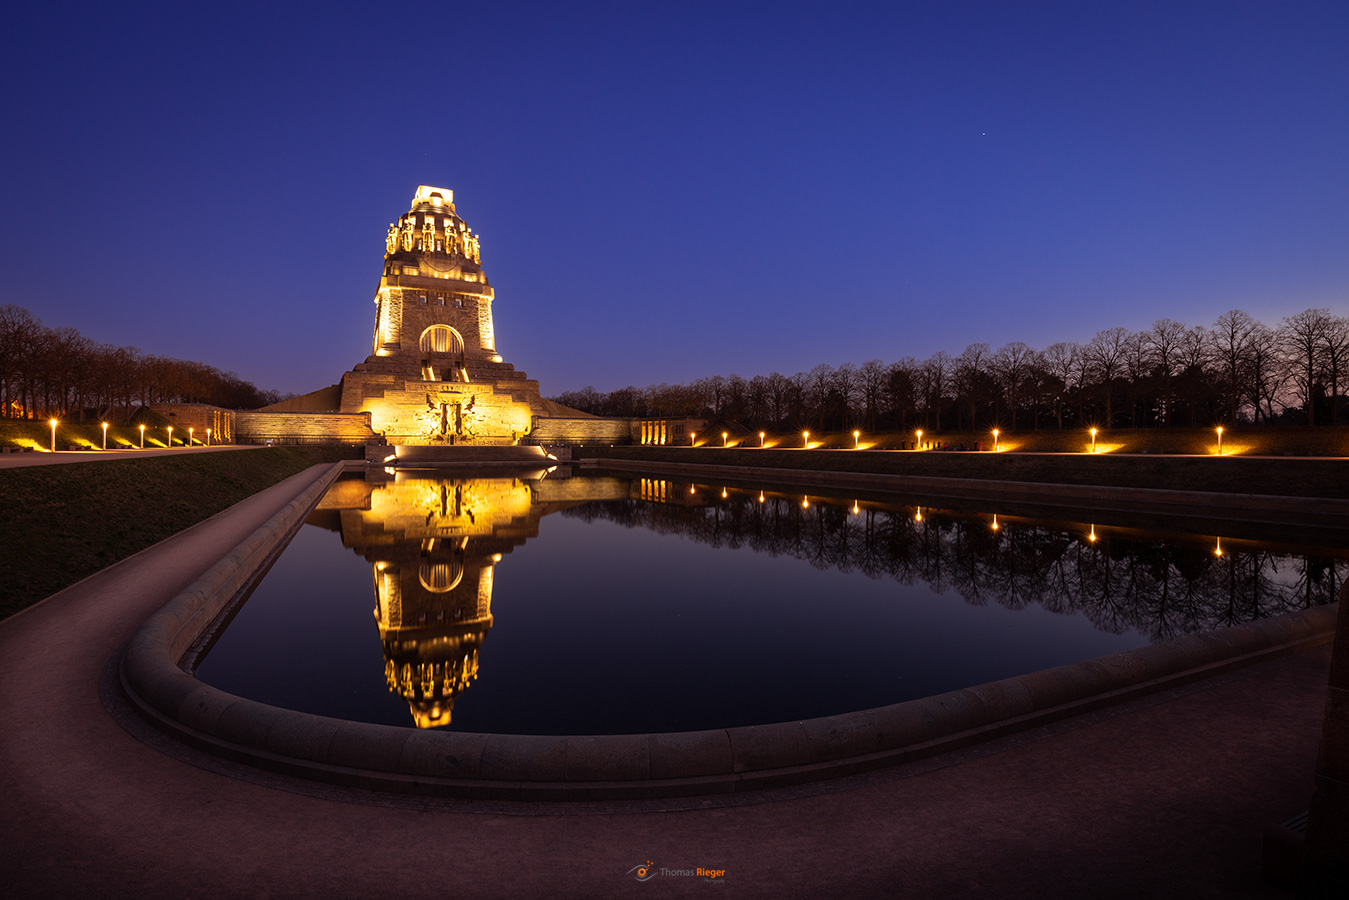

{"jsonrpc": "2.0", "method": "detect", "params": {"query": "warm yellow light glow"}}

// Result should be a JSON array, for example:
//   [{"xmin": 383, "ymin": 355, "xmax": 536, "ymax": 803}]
[
  {"xmin": 139, "ymin": 423, "xmax": 146, "ymax": 449},
  {"xmin": 759, "ymin": 491, "xmax": 765, "ymax": 503},
  {"xmin": 49, "ymin": 418, "xmax": 57, "ymax": 452},
  {"xmin": 992, "ymin": 428, "xmax": 999, "ymax": 452},
  {"xmin": 1090, "ymin": 427, "xmax": 1098, "ymax": 453},
  {"xmin": 206, "ymin": 428, "xmax": 212, "ymax": 446},
  {"xmin": 803, "ymin": 430, "xmax": 810, "ymax": 448},
  {"xmin": 722, "ymin": 431, "xmax": 728, "ymax": 447},
  {"xmin": 852, "ymin": 500, "xmax": 860, "ymax": 515},
  {"xmin": 1088, "ymin": 524, "xmax": 1097, "ymax": 542},
  {"xmin": 721, "ymin": 488, "xmax": 728, "ymax": 499},
  {"xmin": 916, "ymin": 429, "xmax": 923, "ymax": 449},
  {"xmin": 1215, "ymin": 537, "xmax": 1223, "ymax": 557},
  {"xmin": 189, "ymin": 427, "xmax": 194, "ymax": 447},
  {"xmin": 854, "ymin": 430, "xmax": 860, "ymax": 449},
  {"xmin": 991, "ymin": 514, "xmax": 999, "ymax": 531},
  {"xmin": 914, "ymin": 507, "xmax": 923, "ymax": 522},
  {"xmin": 1216, "ymin": 426, "xmax": 1224, "ymax": 456},
  {"xmin": 101, "ymin": 421, "xmax": 108, "ymax": 451},
  {"xmin": 759, "ymin": 431, "xmax": 765, "ymax": 447},
  {"xmin": 802, "ymin": 496, "xmax": 809, "ymax": 509},
  {"xmin": 167, "ymin": 426, "xmax": 173, "ymax": 448}
]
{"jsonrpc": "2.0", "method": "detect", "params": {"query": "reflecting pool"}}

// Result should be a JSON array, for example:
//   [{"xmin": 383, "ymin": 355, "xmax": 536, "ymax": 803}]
[{"xmin": 194, "ymin": 469, "xmax": 1347, "ymax": 735}]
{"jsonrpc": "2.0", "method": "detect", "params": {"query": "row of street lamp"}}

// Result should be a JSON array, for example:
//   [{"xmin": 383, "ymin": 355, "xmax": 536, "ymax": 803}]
[
  {"xmin": 46, "ymin": 420, "xmax": 213, "ymax": 452},
  {"xmin": 699, "ymin": 425, "xmax": 1231, "ymax": 455}
]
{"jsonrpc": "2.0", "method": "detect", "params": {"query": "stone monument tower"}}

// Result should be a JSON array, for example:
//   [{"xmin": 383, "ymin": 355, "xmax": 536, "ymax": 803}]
[{"xmin": 338, "ymin": 186, "xmax": 546, "ymax": 445}]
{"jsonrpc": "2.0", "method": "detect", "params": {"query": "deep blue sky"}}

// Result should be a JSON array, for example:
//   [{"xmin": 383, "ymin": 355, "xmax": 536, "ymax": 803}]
[{"xmin": 2, "ymin": 1, "xmax": 1346, "ymax": 396}]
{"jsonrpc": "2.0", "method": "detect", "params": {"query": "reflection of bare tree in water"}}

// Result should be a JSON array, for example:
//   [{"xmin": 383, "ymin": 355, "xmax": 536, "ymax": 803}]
[{"xmin": 563, "ymin": 491, "xmax": 1346, "ymax": 641}]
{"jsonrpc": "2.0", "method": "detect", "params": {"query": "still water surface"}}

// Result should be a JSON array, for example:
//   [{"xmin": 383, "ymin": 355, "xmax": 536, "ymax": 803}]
[{"xmin": 195, "ymin": 470, "xmax": 1345, "ymax": 735}]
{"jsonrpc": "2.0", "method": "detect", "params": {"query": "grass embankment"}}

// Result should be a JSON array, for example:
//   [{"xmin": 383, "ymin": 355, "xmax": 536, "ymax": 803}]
[
  {"xmin": 0, "ymin": 446, "xmax": 359, "ymax": 620},
  {"xmin": 581, "ymin": 445, "xmax": 1349, "ymax": 500}
]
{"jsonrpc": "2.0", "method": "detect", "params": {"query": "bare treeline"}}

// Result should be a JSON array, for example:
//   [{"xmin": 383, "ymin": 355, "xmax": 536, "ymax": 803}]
[
  {"xmin": 0, "ymin": 305, "xmax": 284, "ymax": 421},
  {"xmin": 551, "ymin": 308, "xmax": 1349, "ymax": 431}
]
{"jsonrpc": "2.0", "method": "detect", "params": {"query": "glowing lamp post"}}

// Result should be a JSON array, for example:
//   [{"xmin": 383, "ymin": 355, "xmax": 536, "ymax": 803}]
[
  {"xmin": 49, "ymin": 418, "xmax": 57, "ymax": 452},
  {"xmin": 802, "ymin": 430, "xmax": 810, "ymax": 448},
  {"xmin": 101, "ymin": 421, "xmax": 108, "ymax": 450},
  {"xmin": 916, "ymin": 429, "xmax": 923, "ymax": 450},
  {"xmin": 991, "ymin": 514, "xmax": 999, "ymax": 531},
  {"xmin": 992, "ymin": 428, "xmax": 999, "ymax": 452},
  {"xmin": 759, "ymin": 431, "xmax": 765, "ymax": 448},
  {"xmin": 1090, "ymin": 428, "xmax": 1098, "ymax": 454},
  {"xmin": 189, "ymin": 427, "xmax": 195, "ymax": 447},
  {"xmin": 139, "ymin": 424, "xmax": 145, "ymax": 449},
  {"xmin": 1216, "ymin": 426, "xmax": 1223, "ymax": 456},
  {"xmin": 206, "ymin": 428, "xmax": 212, "ymax": 446},
  {"xmin": 854, "ymin": 430, "xmax": 860, "ymax": 449},
  {"xmin": 167, "ymin": 426, "xmax": 173, "ymax": 448},
  {"xmin": 1215, "ymin": 537, "xmax": 1223, "ymax": 557},
  {"xmin": 722, "ymin": 431, "xmax": 728, "ymax": 448}
]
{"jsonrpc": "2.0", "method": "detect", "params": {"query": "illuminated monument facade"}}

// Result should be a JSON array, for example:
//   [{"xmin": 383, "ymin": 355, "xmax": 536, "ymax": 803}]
[{"xmin": 337, "ymin": 186, "xmax": 548, "ymax": 445}]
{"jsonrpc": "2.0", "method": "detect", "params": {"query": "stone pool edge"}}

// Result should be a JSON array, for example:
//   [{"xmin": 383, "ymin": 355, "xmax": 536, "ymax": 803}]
[{"xmin": 119, "ymin": 460, "xmax": 1340, "ymax": 801}]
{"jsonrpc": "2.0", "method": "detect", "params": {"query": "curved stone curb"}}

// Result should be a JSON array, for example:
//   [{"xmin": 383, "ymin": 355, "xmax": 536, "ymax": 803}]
[
  {"xmin": 580, "ymin": 457, "xmax": 1349, "ymax": 523},
  {"xmin": 120, "ymin": 463, "xmax": 1341, "ymax": 801}
]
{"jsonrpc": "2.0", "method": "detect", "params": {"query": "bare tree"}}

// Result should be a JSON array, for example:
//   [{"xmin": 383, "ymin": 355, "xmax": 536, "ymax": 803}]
[
  {"xmin": 993, "ymin": 341, "xmax": 1033, "ymax": 430},
  {"xmin": 1247, "ymin": 322, "xmax": 1288, "ymax": 423},
  {"xmin": 1322, "ymin": 315, "xmax": 1349, "ymax": 427},
  {"xmin": 885, "ymin": 358, "xmax": 918, "ymax": 431},
  {"xmin": 1147, "ymin": 319, "xmax": 1188, "ymax": 425},
  {"xmin": 1041, "ymin": 341, "xmax": 1080, "ymax": 429},
  {"xmin": 956, "ymin": 343, "xmax": 991, "ymax": 430},
  {"xmin": 858, "ymin": 359, "xmax": 886, "ymax": 431},
  {"xmin": 1087, "ymin": 327, "xmax": 1128, "ymax": 427},
  {"xmin": 921, "ymin": 351, "xmax": 951, "ymax": 430},
  {"xmin": 1280, "ymin": 308, "xmax": 1331, "ymax": 425},
  {"xmin": 831, "ymin": 362, "xmax": 859, "ymax": 429},
  {"xmin": 1209, "ymin": 310, "xmax": 1257, "ymax": 424},
  {"xmin": 1120, "ymin": 330, "xmax": 1151, "ymax": 427}
]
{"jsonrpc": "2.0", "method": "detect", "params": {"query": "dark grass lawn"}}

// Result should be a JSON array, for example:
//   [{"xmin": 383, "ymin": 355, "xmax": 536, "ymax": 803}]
[{"xmin": 0, "ymin": 446, "xmax": 357, "ymax": 619}]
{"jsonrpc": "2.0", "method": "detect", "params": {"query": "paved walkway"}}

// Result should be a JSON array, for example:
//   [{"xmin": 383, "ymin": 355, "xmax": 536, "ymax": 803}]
[
  {"xmin": 0, "ymin": 444, "xmax": 258, "ymax": 469},
  {"xmin": 0, "ymin": 463, "xmax": 1326, "ymax": 899}
]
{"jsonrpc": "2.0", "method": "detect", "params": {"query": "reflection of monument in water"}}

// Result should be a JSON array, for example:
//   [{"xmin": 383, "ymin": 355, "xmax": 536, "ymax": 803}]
[
  {"xmin": 318, "ymin": 473, "xmax": 538, "ymax": 727},
  {"xmin": 311, "ymin": 470, "xmax": 628, "ymax": 727}
]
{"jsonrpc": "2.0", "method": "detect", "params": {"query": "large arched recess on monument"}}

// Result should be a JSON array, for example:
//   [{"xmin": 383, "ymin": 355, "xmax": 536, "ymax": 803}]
[{"xmin": 419, "ymin": 325, "xmax": 467, "ymax": 383}]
